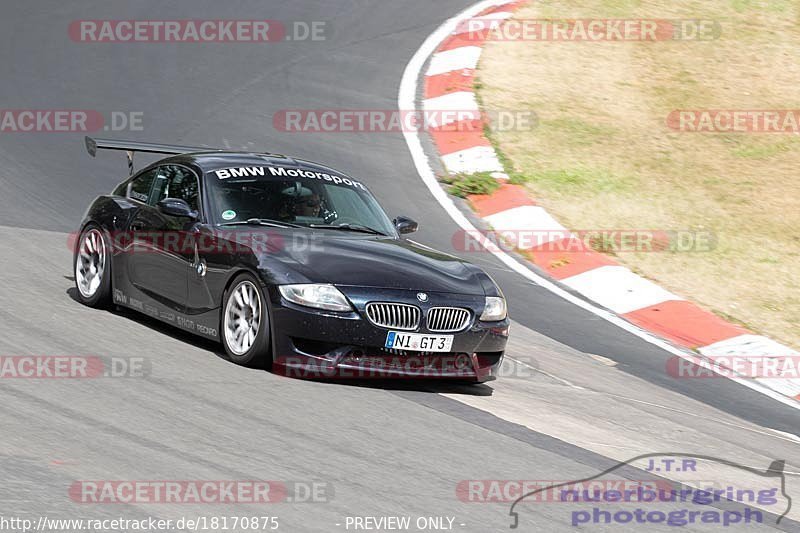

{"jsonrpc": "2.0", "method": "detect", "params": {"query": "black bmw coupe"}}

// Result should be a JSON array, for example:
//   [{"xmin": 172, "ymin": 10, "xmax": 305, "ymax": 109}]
[{"xmin": 74, "ymin": 137, "xmax": 509, "ymax": 381}]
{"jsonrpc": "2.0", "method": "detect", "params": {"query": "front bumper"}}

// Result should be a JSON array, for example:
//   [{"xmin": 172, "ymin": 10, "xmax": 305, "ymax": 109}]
[{"xmin": 268, "ymin": 286, "xmax": 509, "ymax": 382}]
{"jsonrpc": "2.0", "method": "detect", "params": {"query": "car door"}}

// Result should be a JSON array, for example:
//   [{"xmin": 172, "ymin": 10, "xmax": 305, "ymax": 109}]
[{"xmin": 126, "ymin": 164, "xmax": 200, "ymax": 310}]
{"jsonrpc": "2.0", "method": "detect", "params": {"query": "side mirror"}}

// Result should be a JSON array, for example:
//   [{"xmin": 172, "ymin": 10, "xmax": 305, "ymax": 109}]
[
  {"xmin": 157, "ymin": 198, "xmax": 198, "ymax": 219},
  {"xmin": 393, "ymin": 216, "xmax": 418, "ymax": 235}
]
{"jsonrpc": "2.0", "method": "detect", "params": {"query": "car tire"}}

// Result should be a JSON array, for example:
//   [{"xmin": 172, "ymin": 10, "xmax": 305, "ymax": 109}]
[
  {"xmin": 74, "ymin": 224, "xmax": 112, "ymax": 308},
  {"xmin": 221, "ymin": 273, "xmax": 272, "ymax": 368}
]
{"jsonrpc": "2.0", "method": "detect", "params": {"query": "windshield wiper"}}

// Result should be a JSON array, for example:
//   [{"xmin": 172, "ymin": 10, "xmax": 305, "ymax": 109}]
[
  {"xmin": 309, "ymin": 223, "xmax": 388, "ymax": 236},
  {"xmin": 219, "ymin": 218, "xmax": 303, "ymax": 228}
]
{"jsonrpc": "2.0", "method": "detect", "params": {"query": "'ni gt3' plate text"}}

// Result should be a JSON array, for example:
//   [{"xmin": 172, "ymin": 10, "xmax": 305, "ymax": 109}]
[{"xmin": 385, "ymin": 332, "xmax": 454, "ymax": 352}]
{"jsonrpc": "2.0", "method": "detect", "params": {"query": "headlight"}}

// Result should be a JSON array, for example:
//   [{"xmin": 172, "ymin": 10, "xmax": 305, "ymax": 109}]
[
  {"xmin": 278, "ymin": 284, "xmax": 353, "ymax": 312},
  {"xmin": 480, "ymin": 296, "xmax": 507, "ymax": 321}
]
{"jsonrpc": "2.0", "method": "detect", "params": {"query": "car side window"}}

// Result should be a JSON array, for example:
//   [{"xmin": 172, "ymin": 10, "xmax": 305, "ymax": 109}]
[
  {"xmin": 149, "ymin": 167, "xmax": 171, "ymax": 206},
  {"xmin": 149, "ymin": 165, "xmax": 201, "ymax": 212},
  {"xmin": 127, "ymin": 169, "xmax": 156, "ymax": 203},
  {"xmin": 112, "ymin": 180, "xmax": 128, "ymax": 196}
]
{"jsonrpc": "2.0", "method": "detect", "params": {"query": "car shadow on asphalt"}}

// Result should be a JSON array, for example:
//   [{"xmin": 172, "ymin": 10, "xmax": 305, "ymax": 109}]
[
  {"xmin": 66, "ymin": 286, "xmax": 495, "ymax": 396},
  {"xmin": 306, "ymin": 378, "xmax": 495, "ymax": 396}
]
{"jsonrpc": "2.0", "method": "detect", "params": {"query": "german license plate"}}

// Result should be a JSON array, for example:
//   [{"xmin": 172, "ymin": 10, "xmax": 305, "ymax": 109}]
[{"xmin": 384, "ymin": 331, "xmax": 453, "ymax": 352}]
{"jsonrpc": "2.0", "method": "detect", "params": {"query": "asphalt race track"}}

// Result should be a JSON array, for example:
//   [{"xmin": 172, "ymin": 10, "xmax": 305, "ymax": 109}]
[{"xmin": 0, "ymin": 1, "xmax": 798, "ymax": 531}]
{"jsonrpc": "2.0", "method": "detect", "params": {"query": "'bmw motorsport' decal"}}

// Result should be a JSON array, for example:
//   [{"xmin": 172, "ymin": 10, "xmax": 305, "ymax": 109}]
[{"xmin": 214, "ymin": 165, "xmax": 367, "ymax": 190}]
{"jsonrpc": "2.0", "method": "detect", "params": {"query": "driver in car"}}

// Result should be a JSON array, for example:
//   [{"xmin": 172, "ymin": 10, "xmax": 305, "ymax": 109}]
[{"xmin": 294, "ymin": 193, "xmax": 322, "ymax": 218}]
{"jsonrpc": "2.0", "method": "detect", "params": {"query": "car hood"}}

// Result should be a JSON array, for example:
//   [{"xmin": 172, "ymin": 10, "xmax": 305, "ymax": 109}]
[{"xmin": 248, "ymin": 232, "xmax": 488, "ymax": 295}]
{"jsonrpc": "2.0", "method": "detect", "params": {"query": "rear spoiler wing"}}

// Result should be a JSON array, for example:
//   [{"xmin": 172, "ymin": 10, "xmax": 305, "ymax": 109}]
[{"xmin": 85, "ymin": 136, "xmax": 220, "ymax": 175}]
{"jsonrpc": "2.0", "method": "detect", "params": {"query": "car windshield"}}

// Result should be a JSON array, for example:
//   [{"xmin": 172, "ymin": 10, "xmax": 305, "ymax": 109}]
[{"xmin": 206, "ymin": 165, "xmax": 396, "ymax": 235}]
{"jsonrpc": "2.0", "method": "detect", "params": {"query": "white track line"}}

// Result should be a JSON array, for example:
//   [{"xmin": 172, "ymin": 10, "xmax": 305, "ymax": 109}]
[
  {"xmin": 426, "ymin": 46, "xmax": 483, "ymax": 76},
  {"xmin": 397, "ymin": 0, "xmax": 800, "ymax": 411},
  {"xmin": 423, "ymin": 91, "xmax": 480, "ymax": 118},
  {"xmin": 441, "ymin": 146, "xmax": 504, "ymax": 173},
  {"xmin": 561, "ymin": 266, "xmax": 682, "ymax": 315}
]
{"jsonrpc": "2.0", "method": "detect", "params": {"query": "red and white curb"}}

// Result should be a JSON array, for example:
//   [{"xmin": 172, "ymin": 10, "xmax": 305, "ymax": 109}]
[{"xmin": 415, "ymin": 0, "xmax": 800, "ymax": 401}]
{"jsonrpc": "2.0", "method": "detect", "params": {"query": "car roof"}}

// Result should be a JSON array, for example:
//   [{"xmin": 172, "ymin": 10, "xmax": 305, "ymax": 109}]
[{"xmin": 159, "ymin": 152, "xmax": 353, "ymax": 180}]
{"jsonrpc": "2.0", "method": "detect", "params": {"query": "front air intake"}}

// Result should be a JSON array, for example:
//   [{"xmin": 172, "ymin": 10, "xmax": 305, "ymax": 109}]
[
  {"xmin": 365, "ymin": 302, "xmax": 421, "ymax": 330},
  {"xmin": 426, "ymin": 307, "xmax": 471, "ymax": 333}
]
